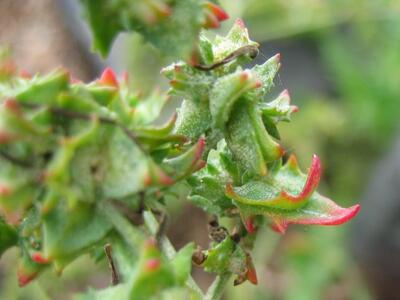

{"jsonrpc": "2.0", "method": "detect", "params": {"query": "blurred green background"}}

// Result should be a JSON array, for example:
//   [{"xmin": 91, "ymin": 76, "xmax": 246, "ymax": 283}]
[{"xmin": 1, "ymin": 0, "xmax": 400, "ymax": 299}]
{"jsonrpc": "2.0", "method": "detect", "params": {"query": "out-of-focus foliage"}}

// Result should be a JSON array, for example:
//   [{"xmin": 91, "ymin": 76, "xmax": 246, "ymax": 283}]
[
  {"xmin": 237, "ymin": 0, "xmax": 399, "ymax": 40},
  {"xmin": 80, "ymin": 0, "xmax": 228, "ymax": 59},
  {"xmin": 0, "ymin": 54, "xmax": 213, "ymax": 300}
]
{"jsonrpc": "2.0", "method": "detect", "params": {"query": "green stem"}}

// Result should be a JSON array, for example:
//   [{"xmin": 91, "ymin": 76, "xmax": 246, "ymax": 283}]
[
  {"xmin": 99, "ymin": 201, "xmax": 145, "ymax": 248},
  {"xmin": 143, "ymin": 210, "xmax": 204, "ymax": 299},
  {"xmin": 205, "ymin": 273, "xmax": 232, "ymax": 300}
]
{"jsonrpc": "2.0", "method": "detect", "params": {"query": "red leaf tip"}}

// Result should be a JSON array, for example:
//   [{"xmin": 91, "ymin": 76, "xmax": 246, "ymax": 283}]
[
  {"xmin": 0, "ymin": 183, "xmax": 11, "ymax": 196},
  {"xmin": 234, "ymin": 18, "xmax": 246, "ymax": 29},
  {"xmin": 244, "ymin": 216, "xmax": 256, "ymax": 233},
  {"xmin": 3, "ymin": 98, "xmax": 20, "ymax": 113},
  {"xmin": 17, "ymin": 267, "xmax": 37, "ymax": 287},
  {"xmin": 225, "ymin": 183, "xmax": 234, "ymax": 197},
  {"xmin": 98, "ymin": 68, "xmax": 118, "ymax": 87},
  {"xmin": 318, "ymin": 203, "xmax": 361, "ymax": 226},
  {"xmin": 31, "ymin": 252, "xmax": 49, "ymax": 264},
  {"xmin": 280, "ymin": 89, "xmax": 290, "ymax": 99},
  {"xmin": 145, "ymin": 258, "xmax": 160, "ymax": 271},
  {"xmin": 205, "ymin": 2, "xmax": 229, "ymax": 21},
  {"xmin": 271, "ymin": 53, "xmax": 281, "ymax": 64},
  {"xmin": 246, "ymin": 256, "xmax": 258, "ymax": 285}
]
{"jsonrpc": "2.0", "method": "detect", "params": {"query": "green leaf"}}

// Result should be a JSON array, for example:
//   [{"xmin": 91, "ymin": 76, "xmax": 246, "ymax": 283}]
[
  {"xmin": 133, "ymin": 90, "xmax": 168, "ymax": 126},
  {"xmin": 17, "ymin": 247, "xmax": 46, "ymax": 287},
  {"xmin": 226, "ymin": 155, "xmax": 360, "ymax": 233},
  {"xmin": 79, "ymin": 0, "xmax": 123, "ymax": 57},
  {"xmin": 127, "ymin": 239, "xmax": 176, "ymax": 300},
  {"xmin": 212, "ymin": 18, "xmax": 259, "ymax": 63},
  {"xmin": 80, "ymin": 0, "xmax": 203, "ymax": 59},
  {"xmin": 209, "ymin": 69, "xmax": 259, "ymax": 131},
  {"xmin": 203, "ymin": 237, "xmax": 235, "ymax": 274},
  {"xmin": 139, "ymin": 0, "xmax": 203, "ymax": 60},
  {"xmin": 10, "ymin": 69, "xmax": 69, "ymax": 105},
  {"xmin": 187, "ymin": 141, "xmax": 236, "ymax": 214},
  {"xmin": 161, "ymin": 63, "xmax": 213, "ymax": 101},
  {"xmin": 162, "ymin": 137, "xmax": 205, "ymax": 180},
  {"xmin": 42, "ymin": 202, "xmax": 112, "ymax": 265},
  {"xmin": 259, "ymin": 89, "xmax": 297, "ymax": 123},
  {"xmin": 0, "ymin": 217, "xmax": 17, "ymax": 257},
  {"xmin": 225, "ymin": 101, "xmax": 267, "ymax": 176},
  {"xmin": 202, "ymin": 237, "xmax": 247, "ymax": 276},
  {"xmin": 171, "ymin": 243, "xmax": 194, "ymax": 285},
  {"xmin": 251, "ymin": 54, "xmax": 281, "ymax": 98},
  {"xmin": 173, "ymin": 99, "xmax": 211, "ymax": 141},
  {"xmin": 0, "ymin": 159, "xmax": 36, "ymax": 221},
  {"xmin": 101, "ymin": 128, "xmax": 148, "ymax": 198}
]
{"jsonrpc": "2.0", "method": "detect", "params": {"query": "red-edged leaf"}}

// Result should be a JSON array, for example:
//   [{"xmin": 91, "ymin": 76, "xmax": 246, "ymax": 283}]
[
  {"xmin": 225, "ymin": 154, "xmax": 360, "ymax": 233},
  {"xmin": 162, "ymin": 137, "xmax": 206, "ymax": 180},
  {"xmin": 268, "ymin": 199, "xmax": 360, "ymax": 234}
]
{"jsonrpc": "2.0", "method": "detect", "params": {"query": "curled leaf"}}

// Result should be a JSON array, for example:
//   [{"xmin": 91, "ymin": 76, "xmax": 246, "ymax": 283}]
[{"xmin": 225, "ymin": 154, "xmax": 360, "ymax": 233}]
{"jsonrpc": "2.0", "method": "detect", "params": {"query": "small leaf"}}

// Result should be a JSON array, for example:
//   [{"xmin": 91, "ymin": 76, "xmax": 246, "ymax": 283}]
[
  {"xmin": 0, "ymin": 217, "xmax": 17, "ymax": 257},
  {"xmin": 17, "ymin": 249, "xmax": 46, "ymax": 287},
  {"xmin": 133, "ymin": 90, "xmax": 168, "ymax": 126},
  {"xmin": 251, "ymin": 54, "xmax": 281, "ymax": 98},
  {"xmin": 42, "ymin": 202, "xmax": 112, "ymax": 264},
  {"xmin": 210, "ymin": 70, "xmax": 260, "ymax": 131},
  {"xmin": 173, "ymin": 99, "xmax": 211, "ymax": 141},
  {"xmin": 128, "ymin": 239, "xmax": 175, "ymax": 300},
  {"xmin": 225, "ymin": 154, "xmax": 360, "ymax": 233},
  {"xmin": 202, "ymin": 237, "xmax": 235, "ymax": 274},
  {"xmin": 260, "ymin": 89, "xmax": 298, "ymax": 122},
  {"xmin": 171, "ymin": 243, "xmax": 194, "ymax": 285},
  {"xmin": 226, "ymin": 155, "xmax": 321, "ymax": 210},
  {"xmin": 213, "ymin": 18, "xmax": 259, "ymax": 62},
  {"xmin": 101, "ymin": 128, "xmax": 149, "ymax": 198},
  {"xmin": 163, "ymin": 138, "xmax": 206, "ymax": 180},
  {"xmin": 10, "ymin": 69, "xmax": 69, "ymax": 105},
  {"xmin": 225, "ymin": 101, "xmax": 267, "ymax": 176}
]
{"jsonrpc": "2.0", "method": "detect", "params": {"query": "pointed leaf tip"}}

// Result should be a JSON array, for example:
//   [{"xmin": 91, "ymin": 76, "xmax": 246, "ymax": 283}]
[
  {"xmin": 17, "ymin": 267, "xmax": 38, "ymax": 287},
  {"xmin": 303, "ymin": 202, "xmax": 361, "ymax": 226},
  {"xmin": 195, "ymin": 137, "xmax": 206, "ymax": 159},
  {"xmin": 270, "ymin": 201, "xmax": 360, "ymax": 235},
  {"xmin": 280, "ymin": 89, "xmax": 289, "ymax": 98},
  {"xmin": 145, "ymin": 258, "xmax": 161, "ymax": 272},
  {"xmin": 98, "ymin": 68, "xmax": 118, "ymax": 87},
  {"xmin": 244, "ymin": 216, "xmax": 256, "ymax": 233},
  {"xmin": 203, "ymin": 11, "xmax": 220, "ymax": 29},
  {"xmin": 286, "ymin": 154, "xmax": 299, "ymax": 170},
  {"xmin": 280, "ymin": 154, "xmax": 321, "ymax": 202},
  {"xmin": 269, "ymin": 219, "xmax": 288, "ymax": 234},
  {"xmin": 234, "ymin": 18, "xmax": 245, "ymax": 28},
  {"xmin": 3, "ymin": 98, "xmax": 20, "ymax": 114},
  {"xmin": 31, "ymin": 253, "xmax": 49, "ymax": 264},
  {"xmin": 205, "ymin": 2, "xmax": 229, "ymax": 21},
  {"xmin": 0, "ymin": 184, "xmax": 11, "ymax": 196},
  {"xmin": 246, "ymin": 255, "xmax": 258, "ymax": 285},
  {"xmin": 19, "ymin": 69, "xmax": 31, "ymax": 79}
]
